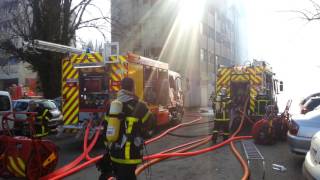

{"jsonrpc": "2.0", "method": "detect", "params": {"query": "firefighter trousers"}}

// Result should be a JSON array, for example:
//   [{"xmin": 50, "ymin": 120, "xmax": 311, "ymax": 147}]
[
  {"xmin": 113, "ymin": 162, "xmax": 137, "ymax": 180},
  {"xmin": 212, "ymin": 120, "xmax": 230, "ymax": 141}
]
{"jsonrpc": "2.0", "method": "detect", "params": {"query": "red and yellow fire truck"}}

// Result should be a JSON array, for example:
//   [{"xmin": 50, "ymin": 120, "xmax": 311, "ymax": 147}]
[
  {"xmin": 60, "ymin": 51, "xmax": 184, "ymax": 136},
  {"xmin": 22, "ymin": 40, "xmax": 184, "ymax": 137},
  {"xmin": 212, "ymin": 60, "xmax": 283, "ymax": 130}
]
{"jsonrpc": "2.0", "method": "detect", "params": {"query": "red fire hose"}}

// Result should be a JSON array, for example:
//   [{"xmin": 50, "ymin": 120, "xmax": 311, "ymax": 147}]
[
  {"xmin": 42, "ymin": 106, "xmax": 252, "ymax": 180},
  {"xmin": 142, "ymin": 136, "xmax": 251, "ymax": 160},
  {"xmin": 40, "ymin": 120, "xmax": 102, "ymax": 180},
  {"xmin": 137, "ymin": 99, "xmax": 251, "ymax": 179},
  {"xmin": 41, "ymin": 114, "xmax": 203, "ymax": 179},
  {"xmin": 145, "ymin": 116, "xmax": 202, "ymax": 145},
  {"xmin": 135, "ymin": 136, "xmax": 213, "ymax": 175},
  {"xmin": 229, "ymin": 98, "xmax": 250, "ymax": 180}
]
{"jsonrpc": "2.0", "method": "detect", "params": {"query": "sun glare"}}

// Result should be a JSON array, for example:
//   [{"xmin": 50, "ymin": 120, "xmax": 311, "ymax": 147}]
[
  {"xmin": 159, "ymin": 0, "xmax": 206, "ymax": 68},
  {"xmin": 178, "ymin": 0, "xmax": 206, "ymax": 28}
]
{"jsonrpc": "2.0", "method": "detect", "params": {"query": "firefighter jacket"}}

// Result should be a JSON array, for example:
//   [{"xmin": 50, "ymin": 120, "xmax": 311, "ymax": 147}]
[
  {"xmin": 33, "ymin": 107, "xmax": 52, "ymax": 137},
  {"xmin": 108, "ymin": 90, "xmax": 154, "ymax": 165}
]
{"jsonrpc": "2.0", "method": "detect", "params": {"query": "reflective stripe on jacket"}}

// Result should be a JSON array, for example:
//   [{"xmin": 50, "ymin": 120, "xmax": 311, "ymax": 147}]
[{"xmin": 34, "ymin": 108, "xmax": 50, "ymax": 137}]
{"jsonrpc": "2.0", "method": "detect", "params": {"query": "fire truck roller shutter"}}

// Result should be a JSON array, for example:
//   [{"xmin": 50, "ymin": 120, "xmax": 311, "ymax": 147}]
[{"xmin": 127, "ymin": 63, "xmax": 144, "ymax": 100}]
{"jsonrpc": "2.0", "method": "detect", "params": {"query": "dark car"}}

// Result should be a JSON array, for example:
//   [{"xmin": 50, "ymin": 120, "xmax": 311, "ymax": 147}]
[
  {"xmin": 300, "ymin": 96, "xmax": 320, "ymax": 114},
  {"xmin": 13, "ymin": 99, "xmax": 63, "ymax": 132}
]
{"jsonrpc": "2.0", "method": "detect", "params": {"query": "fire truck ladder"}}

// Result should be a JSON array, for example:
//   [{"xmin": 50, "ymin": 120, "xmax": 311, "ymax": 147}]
[{"xmin": 242, "ymin": 140, "xmax": 266, "ymax": 179}]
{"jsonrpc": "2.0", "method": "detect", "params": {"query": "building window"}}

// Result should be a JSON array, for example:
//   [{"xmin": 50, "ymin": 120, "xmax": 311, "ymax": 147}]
[
  {"xmin": 200, "ymin": 22, "xmax": 209, "ymax": 36},
  {"xmin": 216, "ymin": 32, "xmax": 222, "ymax": 43},
  {"xmin": 200, "ymin": 48, "xmax": 208, "ymax": 62},
  {"xmin": 144, "ymin": 48, "xmax": 150, "ymax": 57},
  {"xmin": 209, "ymin": 52, "xmax": 215, "ymax": 64},
  {"xmin": 208, "ymin": 27, "xmax": 215, "ymax": 40},
  {"xmin": 200, "ymin": 49, "xmax": 204, "ymax": 61}
]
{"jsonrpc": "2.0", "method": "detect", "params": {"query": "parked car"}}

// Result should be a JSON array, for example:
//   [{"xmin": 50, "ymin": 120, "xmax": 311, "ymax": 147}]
[
  {"xmin": 300, "ymin": 92, "xmax": 320, "ymax": 107},
  {"xmin": 300, "ymin": 96, "xmax": 320, "ymax": 114},
  {"xmin": 53, "ymin": 97, "xmax": 62, "ymax": 111},
  {"xmin": 303, "ymin": 131, "xmax": 320, "ymax": 180},
  {"xmin": 0, "ymin": 91, "xmax": 13, "ymax": 134},
  {"xmin": 288, "ymin": 110, "xmax": 320, "ymax": 154},
  {"xmin": 13, "ymin": 99, "xmax": 63, "ymax": 132}
]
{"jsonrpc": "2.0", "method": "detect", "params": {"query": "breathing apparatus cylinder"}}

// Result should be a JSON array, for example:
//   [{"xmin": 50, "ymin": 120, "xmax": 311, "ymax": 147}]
[{"xmin": 106, "ymin": 100, "xmax": 123, "ymax": 142}]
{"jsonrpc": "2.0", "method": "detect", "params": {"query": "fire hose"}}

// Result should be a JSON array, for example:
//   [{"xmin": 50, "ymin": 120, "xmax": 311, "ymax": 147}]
[
  {"xmin": 40, "ymin": 120, "xmax": 102, "ymax": 180},
  {"xmin": 142, "ymin": 136, "xmax": 251, "ymax": 160},
  {"xmin": 145, "ymin": 116, "xmax": 202, "ymax": 145},
  {"xmin": 43, "ymin": 105, "xmax": 252, "ymax": 180},
  {"xmin": 137, "ymin": 98, "xmax": 251, "ymax": 179},
  {"xmin": 230, "ymin": 98, "xmax": 250, "ymax": 180},
  {"xmin": 135, "ymin": 136, "xmax": 213, "ymax": 175},
  {"xmin": 41, "ymin": 114, "xmax": 204, "ymax": 179}
]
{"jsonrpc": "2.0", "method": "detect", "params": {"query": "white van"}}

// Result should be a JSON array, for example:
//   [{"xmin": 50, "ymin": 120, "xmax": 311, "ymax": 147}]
[{"xmin": 0, "ymin": 91, "xmax": 13, "ymax": 134}]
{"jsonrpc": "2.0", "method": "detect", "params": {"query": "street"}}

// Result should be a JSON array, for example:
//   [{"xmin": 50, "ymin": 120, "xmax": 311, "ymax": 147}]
[{"xmin": 46, "ymin": 110, "xmax": 305, "ymax": 180}]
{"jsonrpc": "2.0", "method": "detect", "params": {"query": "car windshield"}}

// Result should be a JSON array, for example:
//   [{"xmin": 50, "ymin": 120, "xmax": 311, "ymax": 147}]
[
  {"xmin": 306, "ymin": 98, "xmax": 320, "ymax": 110},
  {"xmin": 14, "ymin": 101, "xmax": 29, "ymax": 111},
  {"xmin": 39, "ymin": 100, "xmax": 57, "ymax": 110},
  {"xmin": 0, "ymin": 95, "xmax": 11, "ymax": 111}
]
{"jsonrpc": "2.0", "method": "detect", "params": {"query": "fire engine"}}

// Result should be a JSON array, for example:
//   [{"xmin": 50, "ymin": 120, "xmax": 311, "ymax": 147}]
[
  {"xmin": 25, "ymin": 40, "xmax": 184, "ymax": 137},
  {"xmin": 212, "ymin": 60, "xmax": 283, "ymax": 130}
]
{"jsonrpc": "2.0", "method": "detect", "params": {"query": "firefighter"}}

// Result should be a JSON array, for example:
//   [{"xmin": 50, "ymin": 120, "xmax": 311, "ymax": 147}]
[
  {"xmin": 209, "ymin": 90, "xmax": 216, "ymax": 112},
  {"xmin": 212, "ymin": 87, "xmax": 231, "ymax": 143},
  {"xmin": 98, "ymin": 77, "xmax": 155, "ymax": 180},
  {"xmin": 29, "ymin": 101, "xmax": 52, "ymax": 138}
]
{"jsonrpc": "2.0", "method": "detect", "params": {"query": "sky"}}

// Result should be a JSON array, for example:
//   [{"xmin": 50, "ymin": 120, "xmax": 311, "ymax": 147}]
[
  {"xmin": 75, "ymin": 0, "xmax": 111, "ymax": 48},
  {"xmin": 244, "ymin": 0, "xmax": 320, "ymax": 112}
]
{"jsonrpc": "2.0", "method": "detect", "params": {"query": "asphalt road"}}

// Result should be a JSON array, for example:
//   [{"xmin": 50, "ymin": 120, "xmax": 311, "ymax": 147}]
[{"xmin": 4, "ymin": 110, "xmax": 306, "ymax": 180}]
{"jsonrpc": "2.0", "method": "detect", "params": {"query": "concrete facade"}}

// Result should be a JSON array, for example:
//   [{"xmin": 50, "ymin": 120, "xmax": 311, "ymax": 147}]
[{"xmin": 111, "ymin": 0, "xmax": 247, "ymax": 107}]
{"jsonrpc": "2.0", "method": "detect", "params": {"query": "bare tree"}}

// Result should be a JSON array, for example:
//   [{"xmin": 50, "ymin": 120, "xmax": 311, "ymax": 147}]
[
  {"xmin": 289, "ymin": 0, "xmax": 320, "ymax": 21},
  {"xmin": 0, "ymin": 0, "xmax": 112, "ymax": 98}
]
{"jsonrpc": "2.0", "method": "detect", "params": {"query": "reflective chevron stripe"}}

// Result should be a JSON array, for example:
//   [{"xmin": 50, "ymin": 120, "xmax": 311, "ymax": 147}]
[
  {"xmin": 109, "ymin": 55, "xmax": 128, "ymax": 92},
  {"xmin": 7, "ymin": 156, "xmax": 25, "ymax": 177}
]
